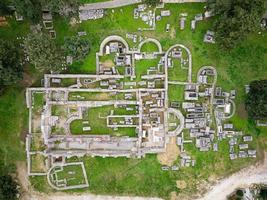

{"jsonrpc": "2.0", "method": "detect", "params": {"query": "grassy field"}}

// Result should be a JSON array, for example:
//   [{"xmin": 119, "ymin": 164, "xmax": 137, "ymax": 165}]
[
  {"xmin": 168, "ymin": 84, "xmax": 184, "ymax": 102},
  {"xmin": 0, "ymin": 2, "xmax": 267, "ymax": 200},
  {"xmin": 0, "ymin": 87, "xmax": 28, "ymax": 163}
]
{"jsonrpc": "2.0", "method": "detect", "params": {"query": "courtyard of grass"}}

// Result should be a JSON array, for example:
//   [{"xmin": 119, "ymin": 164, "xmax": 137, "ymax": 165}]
[
  {"xmin": 0, "ymin": 2, "xmax": 267, "ymax": 200},
  {"xmin": 70, "ymin": 105, "xmax": 137, "ymax": 137},
  {"xmin": 55, "ymin": 164, "xmax": 86, "ymax": 187},
  {"xmin": 140, "ymin": 41, "xmax": 160, "ymax": 53}
]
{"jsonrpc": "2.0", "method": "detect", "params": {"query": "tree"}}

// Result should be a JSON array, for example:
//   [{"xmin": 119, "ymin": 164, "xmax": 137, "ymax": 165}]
[
  {"xmin": 0, "ymin": 40, "xmax": 23, "ymax": 87},
  {"xmin": 143, "ymin": 0, "xmax": 160, "ymax": 7},
  {"xmin": 24, "ymin": 33, "xmax": 63, "ymax": 72},
  {"xmin": 63, "ymin": 36, "xmax": 90, "ymax": 62},
  {"xmin": 0, "ymin": 0, "xmax": 13, "ymax": 16},
  {"xmin": 45, "ymin": 0, "xmax": 80, "ymax": 17},
  {"xmin": 245, "ymin": 80, "xmax": 267, "ymax": 120},
  {"xmin": 207, "ymin": 0, "xmax": 266, "ymax": 49},
  {"xmin": 13, "ymin": 0, "xmax": 42, "ymax": 23},
  {"xmin": 12, "ymin": 0, "xmax": 80, "ymax": 22},
  {"xmin": 0, "ymin": 175, "xmax": 18, "ymax": 200}
]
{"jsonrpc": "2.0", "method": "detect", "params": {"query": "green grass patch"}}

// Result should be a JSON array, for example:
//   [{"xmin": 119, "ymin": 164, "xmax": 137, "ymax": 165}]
[
  {"xmin": 135, "ymin": 58, "xmax": 161, "ymax": 81},
  {"xmin": 140, "ymin": 42, "xmax": 160, "ymax": 52},
  {"xmin": 70, "ymin": 106, "xmax": 137, "ymax": 137},
  {"xmin": 56, "ymin": 165, "xmax": 86, "ymax": 186},
  {"xmin": 168, "ymin": 84, "xmax": 184, "ymax": 102},
  {"xmin": 0, "ymin": 87, "xmax": 27, "ymax": 163}
]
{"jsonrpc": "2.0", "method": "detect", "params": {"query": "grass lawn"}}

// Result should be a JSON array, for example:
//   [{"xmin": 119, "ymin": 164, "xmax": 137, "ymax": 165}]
[
  {"xmin": 168, "ymin": 59, "xmax": 188, "ymax": 82},
  {"xmin": 0, "ymin": 87, "xmax": 28, "ymax": 163},
  {"xmin": 168, "ymin": 113, "xmax": 180, "ymax": 132},
  {"xmin": 31, "ymin": 154, "xmax": 47, "ymax": 173},
  {"xmin": 135, "ymin": 58, "xmax": 161, "ymax": 80},
  {"xmin": 168, "ymin": 84, "xmax": 184, "ymax": 102},
  {"xmin": 56, "ymin": 165, "xmax": 86, "ymax": 186},
  {"xmin": 32, "ymin": 92, "xmax": 45, "ymax": 115},
  {"xmin": 140, "ymin": 42, "xmax": 160, "ymax": 52},
  {"xmin": 1, "ymin": 2, "xmax": 267, "ymax": 200},
  {"xmin": 70, "ymin": 106, "xmax": 137, "ymax": 137}
]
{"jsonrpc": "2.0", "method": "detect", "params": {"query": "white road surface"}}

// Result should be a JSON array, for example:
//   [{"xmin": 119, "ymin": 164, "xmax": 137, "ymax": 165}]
[{"xmin": 198, "ymin": 153, "xmax": 267, "ymax": 200}]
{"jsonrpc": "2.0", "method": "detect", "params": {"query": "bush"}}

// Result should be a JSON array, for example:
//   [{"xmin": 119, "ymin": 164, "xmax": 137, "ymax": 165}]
[{"xmin": 245, "ymin": 79, "xmax": 267, "ymax": 120}]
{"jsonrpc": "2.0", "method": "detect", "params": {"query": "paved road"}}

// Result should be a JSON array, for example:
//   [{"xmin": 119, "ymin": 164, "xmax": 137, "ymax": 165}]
[{"xmin": 80, "ymin": 0, "xmax": 141, "ymax": 10}]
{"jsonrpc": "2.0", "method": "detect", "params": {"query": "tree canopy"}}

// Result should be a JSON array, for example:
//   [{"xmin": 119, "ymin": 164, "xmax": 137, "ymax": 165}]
[
  {"xmin": 0, "ymin": 149, "xmax": 18, "ymax": 200},
  {"xmin": 0, "ymin": 175, "xmax": 18, "ymax": 200},
  {"xmin": 245, "ymin": 80, "xmax": 267, "ymax": 120},
  {"xmin": 0, "ymin": 0, "xmax": 13, "ymax": 16},
  {"xmin": 63, "ymin": 36, "xmax": 90, "ymax": 62},
  {"xmin": 13, "ymin": 0, "xmax": 42, "ymax": 23},
  {"xmin": 24, "ymin": 33, "xmax": 63, "ymax": 72},
  {"xmin": 207, "ymin": 0, "xmax": 266, "ymax": 49},
  {"xmin": 0, "ymin": 40, "xmax": 23, "ymax": 87},
  {"xmin": 45, "ymin": 0, "xmax": 80, "ymax": 16},
  {"xmin": 12, "ymin": 0, "xmax": 80, "ymax": 22}
]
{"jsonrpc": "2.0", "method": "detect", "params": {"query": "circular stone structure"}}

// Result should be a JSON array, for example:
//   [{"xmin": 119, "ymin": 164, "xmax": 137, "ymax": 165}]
[
  {"xmin": 99, "ymin": 35, "xmax": 130, "ymax": 55},
  {"xmin": 167, "ymin": 108, "xmax": 185, "ymax": 136},
  {"xmin": 138, "ymin": 38, "xmax": 163, "ymax": 53}
]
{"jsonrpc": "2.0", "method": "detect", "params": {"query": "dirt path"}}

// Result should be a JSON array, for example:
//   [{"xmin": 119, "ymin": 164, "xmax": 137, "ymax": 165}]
[
  {"xmin": 197, "ymin": 153, "xmax": 267, "ymax": 200},
  {"xmin": 157, "ymin": 136, "xmax": 180, "ymax": 166},
  {"xmin": 30, "ymin": 193, "xmax": 163, "ymax": 200},
  {"xmin": 16, "ymin": 161, "xmax": 31, "ymax": 200}
]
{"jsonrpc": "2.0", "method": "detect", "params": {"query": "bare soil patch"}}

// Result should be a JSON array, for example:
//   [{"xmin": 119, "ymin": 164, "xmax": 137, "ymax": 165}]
[
  {"xmin": 102, "ymin": 60, "xmax": 115, "ymax": 68},
  {"xmin": 237, "ymin": 103, "xmax": 248, "ymax": 119},
  {"xmin": 170, "ymin": 27, "xmax": 176, "ymax": 39},
  {"xmin": 31, "ymin": 154, "xmax": 47, "ymax": 172},
  {"xmin": 16, "ymin": 161, "xmax": 31, "ymax": 200},
  {"xmin": 176, "ymin": 180, "xmax": 187, "ymax": 189},
  {"xmin": 157, "ymin": 137, "xmax": 180, "ymax": 166}
]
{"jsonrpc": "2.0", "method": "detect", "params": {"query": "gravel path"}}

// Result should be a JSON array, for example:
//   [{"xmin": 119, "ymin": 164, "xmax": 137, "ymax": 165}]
[
  {"xmin": 80, "ymin": 0, "xmax": 141, "ymax": 10},
  {"xmin": 30, "ymin": 193, "xmax": 163, "ymax": 200}
]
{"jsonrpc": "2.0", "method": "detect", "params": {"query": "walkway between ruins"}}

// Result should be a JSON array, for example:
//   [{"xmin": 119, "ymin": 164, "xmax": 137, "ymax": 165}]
[{"xmin": 80, "ymin": 0, "xmax": 142, "ymax": 10}]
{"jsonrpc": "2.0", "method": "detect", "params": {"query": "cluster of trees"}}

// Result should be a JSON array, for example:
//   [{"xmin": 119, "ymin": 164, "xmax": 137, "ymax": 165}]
[
  {"xmin": 245, "ymin": 80, "xmax": 267, "ymax": 120},
  {"xmin": 63, "ymin": 36, "xmax": 90, "ymax": 62},
  {"xmin": 0, "ymin": 40, "xmax": 23, "ymax": 93},
  {"xmin": 24, "ymin": 33, "xmax": 91, "ymax": 72},
  {"xmin": 24, "ymin": 33, "xmax": 63, "ymax": 72},
  {"xmin": 0, "ymin": 151, "xmax": 18, "ymax": 200},
  {"xmin": 0, "ymin": 0, "xmax": 12, "ymax": 15},
  {"xmin": 0, "ymin": 0, "xmax": 80, "ymax": 23},
  {"xmin": 207, "ymin": 0, "xmax": 266, "ymax": 49},
  {"xmin": 0, "ymin": 175, "xmax": 18, "ymax": 200}
]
